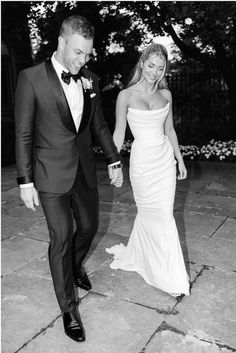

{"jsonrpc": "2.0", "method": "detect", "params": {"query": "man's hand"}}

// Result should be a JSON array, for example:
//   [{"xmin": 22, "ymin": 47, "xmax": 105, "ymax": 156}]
[
  {"xmin": 108, "ymin": 166, "xmax": 123, "ymax": 188},
  {"xmin": 20, "ymin": 187, "xmax": 39, "ymax": 211}
]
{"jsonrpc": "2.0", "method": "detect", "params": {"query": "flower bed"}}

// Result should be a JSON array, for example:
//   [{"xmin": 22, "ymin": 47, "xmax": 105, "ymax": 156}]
[
  {"xmin": 93, "ymin": 139, "xmax": 236, "ymax": 162},
  {"xmin": 180, "ymin": 140, "xmax": 236, "ymax": 162}
]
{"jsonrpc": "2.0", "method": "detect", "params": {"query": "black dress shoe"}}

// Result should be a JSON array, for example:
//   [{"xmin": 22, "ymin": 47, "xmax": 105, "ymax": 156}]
[
  {"xmin": 74, "ymin": 271, "xmax": 92, "ymax": 291},
  {"xmin": 63, "ymin": 310, "xmax": 85, "ymax": 342}
]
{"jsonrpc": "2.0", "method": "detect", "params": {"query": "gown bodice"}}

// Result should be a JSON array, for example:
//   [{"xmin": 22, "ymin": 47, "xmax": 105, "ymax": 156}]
[{"xmin": 127, "ymin": 103, "xmax": 170, "ymax": 145}]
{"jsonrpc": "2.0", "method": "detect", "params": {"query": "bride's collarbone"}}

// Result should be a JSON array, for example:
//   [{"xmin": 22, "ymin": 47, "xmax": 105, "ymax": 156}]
[
  {"xmin": 131, "ymin": 98, "xmax": 168, "ymax": 111},
  {"xmin": 129, "ymin": 90, "xmax": 168, "ymax": 111}
]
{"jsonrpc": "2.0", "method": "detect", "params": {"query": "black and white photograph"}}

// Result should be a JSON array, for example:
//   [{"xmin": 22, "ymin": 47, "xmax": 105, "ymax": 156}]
[{"xmin": 1, "ymin": 1, "xmax": 236, "ymax": 352}]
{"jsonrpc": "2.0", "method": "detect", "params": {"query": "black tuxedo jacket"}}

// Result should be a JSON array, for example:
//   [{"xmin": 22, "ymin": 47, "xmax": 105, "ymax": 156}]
[{"xmin": 15, "ymin": 58, "xmax": 119, "ymax": 193}]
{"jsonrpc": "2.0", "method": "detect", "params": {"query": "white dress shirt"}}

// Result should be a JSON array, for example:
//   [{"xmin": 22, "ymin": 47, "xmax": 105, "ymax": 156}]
[{"xmin": 52, "ymin": 52, "xmax": 83, "ymax": 131}]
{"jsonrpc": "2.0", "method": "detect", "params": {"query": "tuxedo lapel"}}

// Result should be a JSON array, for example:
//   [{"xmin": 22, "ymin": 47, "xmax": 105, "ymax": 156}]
[
  {"xmin": 78, "ymin": 80, "xmax": 91, "ymax": 134},
  {"xmin": 45, "ymin": 58, "xmax": 76, "ymax": 133}
]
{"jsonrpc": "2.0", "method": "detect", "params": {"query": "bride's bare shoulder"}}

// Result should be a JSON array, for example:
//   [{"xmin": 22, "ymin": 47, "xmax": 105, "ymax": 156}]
[
  {"xmin": 159, "ymin": 88, "xmax": 172, "ymax": 102},
  {"xmin": 120, "ymin": 85, "xmax": 139, "ymax": 99},
  {"xmin": 117, "ymin": 87, "xmax": 133, "ymax": 103}
]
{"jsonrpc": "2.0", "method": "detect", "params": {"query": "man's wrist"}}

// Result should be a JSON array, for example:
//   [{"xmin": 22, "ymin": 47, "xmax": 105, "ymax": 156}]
[
  {"xmin": 108, "ymin": 161, "xmax": 122, "ymax": 167},
  {"xmin": 20, "ymin": 183, "xmax": 34, "ymax": 189},
  {"xmin": 108, "ymin": 162, "xmax": 123, "ymax": 169},
  {"xmin": 111, "ymin": 163, "xmax": 123, "ymax": 169},
  {"xmin": 108, "ymin": 161, "xmax": 121, "ymax": 167}
]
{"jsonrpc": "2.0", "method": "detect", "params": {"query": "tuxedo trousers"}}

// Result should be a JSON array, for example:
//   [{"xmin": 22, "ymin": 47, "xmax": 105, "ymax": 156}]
[{"xmin": 39, "ymin": 166, "xmax": 99, "ymax": 312}]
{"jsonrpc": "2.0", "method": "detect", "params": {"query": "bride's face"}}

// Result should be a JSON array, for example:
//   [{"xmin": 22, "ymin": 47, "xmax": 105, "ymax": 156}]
[{"xmin": 141, "ymin": 54, "xmax": 165, "ymax": 85}]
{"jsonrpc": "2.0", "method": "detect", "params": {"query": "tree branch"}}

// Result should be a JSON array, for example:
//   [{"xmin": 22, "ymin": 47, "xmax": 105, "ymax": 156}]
[{"xmin": 164, "ymin": 23, "xmax": 216, "ymax": 67}]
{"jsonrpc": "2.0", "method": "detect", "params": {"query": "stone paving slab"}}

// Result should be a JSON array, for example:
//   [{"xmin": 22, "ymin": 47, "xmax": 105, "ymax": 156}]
[
  {"xmin": 98, "ymin": 211, "xmax": 127, "ymax": 234},
  {"xmin": 113, "ymin": 189, "xmax": 136, "ymax": 206},
  {"xmin": 205, "ymin": 179, "xmax": 236, "ymax": 197},
  {"xmin": 176, "ymin": 161, "xmax": 236, "ymax": 196},
  {"xmin": 1, "ymin": 213, "xmax": 45, "ymax": 241},
  {"xmin": 15, "ymin": 253, "xmax": 51, "ymax": 281},
  {"xmin": 177, "ymin": 179, "xmax": 208, "ymax": 194},
  {"xmin": 182, "ymin": 232, "xmax": 236, "ymax": 271},
  {"xmin": 1, "ymin": 188, "xmax": 40, "ymax": 218},
  {"xmin": 105, "ymin": 213, "xmax": 136, "ymax": 237},
  {"xmin": 2, "ymin": 187, "xmax": 23, "ymax": 205},
  {"xmin": 213, "ymin": 218, "xmax": 236, "ymax": 240},
  {"xmin": 99, "ymin": 201, "xmax": 128, "ymax": 214},
  {"xmin": 191, "ymin": 194, "xmax": 236, "ymax": 212},
  {"xmin": 14, "ymin": 252, "xmax": 89, "ymax": 301},
  {"xmin": 19, "ymin": 222, "xmax": 49, "ymax": 243},
  {"xmin": 174, "ymin": 190, "xmax": 199, "ymax": 211},
  {"xmin": 18, "ymin": 293, "xmax": 163, "ymax": 353},
  {"xmin": 166, "ymin": 267, "xmax": 236, "ymax": 349},
  {"xmin": 2, "ymin": 202, "xmax": 45, "ymax": 220},
  {"xmin": 100, "ymin": 201, "xmax": 137, "ymax": 216},
  {"xmin": 175, "ymin": 211, "xmax": 226, "ymax": 237},
  {"xmin": 1, "ymin": 236, "xmax": 48, "ymax": 276},
  {"xmin": 218, "ymin": 208, "xmax": 236, "ymax": 219},
  {"xmin": 144, "ymin": 330, "xmax": 229, "ymax": 353},
  {"xmin": 1, "ymin": 272, "xmax": 59, "ymax": 353}
]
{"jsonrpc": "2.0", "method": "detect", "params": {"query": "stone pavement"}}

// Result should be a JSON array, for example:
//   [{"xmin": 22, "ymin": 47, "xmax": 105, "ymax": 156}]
[{"xmin": 1, "ymin": 159, "xmax": 236, "ymax": 353}]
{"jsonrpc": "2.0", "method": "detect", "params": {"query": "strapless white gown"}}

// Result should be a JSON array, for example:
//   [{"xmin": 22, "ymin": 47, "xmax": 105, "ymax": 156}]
[{"xmin": 106, "ymin": 103, "xmax": 190, "ymax": 296}]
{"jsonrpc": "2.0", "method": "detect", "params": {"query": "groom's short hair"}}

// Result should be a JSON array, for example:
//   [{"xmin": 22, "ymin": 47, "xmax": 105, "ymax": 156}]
[{"xmin": 59, "ymin": 15, "xmax": 94, "ymax": 40}]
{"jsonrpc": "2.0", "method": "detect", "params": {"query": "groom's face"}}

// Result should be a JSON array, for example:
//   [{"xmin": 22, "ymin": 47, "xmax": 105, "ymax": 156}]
[{"xmin": 60, "ymin": 33, "xmax": 93, "ymax": 74}]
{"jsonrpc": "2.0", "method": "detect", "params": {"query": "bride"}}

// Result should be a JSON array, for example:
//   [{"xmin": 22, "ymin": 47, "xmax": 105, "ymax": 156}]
[{"xmin": 106, "ymin": 43, "xmax": 190, "ymax": 297}]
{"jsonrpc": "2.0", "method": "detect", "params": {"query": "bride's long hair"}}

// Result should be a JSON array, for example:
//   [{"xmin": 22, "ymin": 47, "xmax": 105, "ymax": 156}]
[{"xmin": 127, "ymin": 43, "xmax": 168, "ymax": 90}]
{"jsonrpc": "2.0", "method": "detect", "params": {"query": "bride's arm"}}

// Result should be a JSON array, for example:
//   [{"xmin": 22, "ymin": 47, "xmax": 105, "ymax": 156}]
[
  {"xmin": 163, "ymin": 90, "xmax": 187, "ymax": 180},
  {"xmin": 113, "ymin": 90, "xmax": 128, "ymax": 153}
]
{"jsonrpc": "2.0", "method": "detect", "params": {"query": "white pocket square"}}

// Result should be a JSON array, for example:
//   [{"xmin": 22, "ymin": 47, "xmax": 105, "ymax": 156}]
[{"xmin": 90, "ymin": 93, "xmax": 96, "ymax": 98}]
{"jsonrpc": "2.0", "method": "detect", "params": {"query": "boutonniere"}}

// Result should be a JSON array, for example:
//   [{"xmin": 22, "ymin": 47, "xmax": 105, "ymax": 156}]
[{"xmin": 81, "ymin": 77, "xmax": 93, "ymax": 91}]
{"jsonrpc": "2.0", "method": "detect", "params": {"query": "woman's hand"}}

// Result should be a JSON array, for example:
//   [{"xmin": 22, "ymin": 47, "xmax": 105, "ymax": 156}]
[{"xmin": 177, "ymin": 159, "xmax": 187, "ymax": 180}]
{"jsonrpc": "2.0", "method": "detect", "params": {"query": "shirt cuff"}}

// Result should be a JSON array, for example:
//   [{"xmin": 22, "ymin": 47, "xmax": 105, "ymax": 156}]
[
  {"xmin": 108, "ymin": 161, "xmax": 121, "ymax": 167},
  {"xmin": 20, "ymin": 183, "xmax": 34, "ymax": 188}
]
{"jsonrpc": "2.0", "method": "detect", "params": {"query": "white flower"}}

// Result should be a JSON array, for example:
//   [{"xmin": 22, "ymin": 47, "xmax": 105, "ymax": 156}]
[{"xmin": 81, "ymin": 77, "xmax": 93, "ymax": 91}]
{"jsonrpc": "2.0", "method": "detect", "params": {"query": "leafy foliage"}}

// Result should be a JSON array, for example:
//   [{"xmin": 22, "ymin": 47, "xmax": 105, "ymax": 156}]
[
  {"xmin": 2, "ymin": 1, "xmax": 33, "ymax": 71},
  {"xmin": 118, "ymin": 1, "xmax": 236, "ymax": 130}
]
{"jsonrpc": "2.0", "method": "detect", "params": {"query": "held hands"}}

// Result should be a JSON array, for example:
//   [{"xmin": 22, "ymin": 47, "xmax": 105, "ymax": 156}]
[
  {"xmin": 177, "ymin": 158, "xmax": 187, "ymax": 180},
  {"xmin": 108, "ymin": 165, "xmax": 123, "ymax": 187},
  {"xmin": 20, "ymin": 187, "xmax": 39, "ymax": 211}
]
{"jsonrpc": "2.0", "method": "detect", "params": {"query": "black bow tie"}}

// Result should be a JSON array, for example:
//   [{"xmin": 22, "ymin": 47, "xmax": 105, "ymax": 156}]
[{"xmin": 61, "ymin": 71, "xmax": 81, "ymax": 85}]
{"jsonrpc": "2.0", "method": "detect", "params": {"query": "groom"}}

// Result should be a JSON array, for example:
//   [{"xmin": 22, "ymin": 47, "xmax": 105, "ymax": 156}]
[{"xmin": 15, "ymin": 15, "xmax": 123, "ymax": 342}]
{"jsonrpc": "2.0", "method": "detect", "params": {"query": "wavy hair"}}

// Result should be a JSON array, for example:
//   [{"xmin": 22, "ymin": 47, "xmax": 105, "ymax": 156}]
[{"xmin": 127, "ymin": 43, "xmax": 168, "ymax": 90}]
